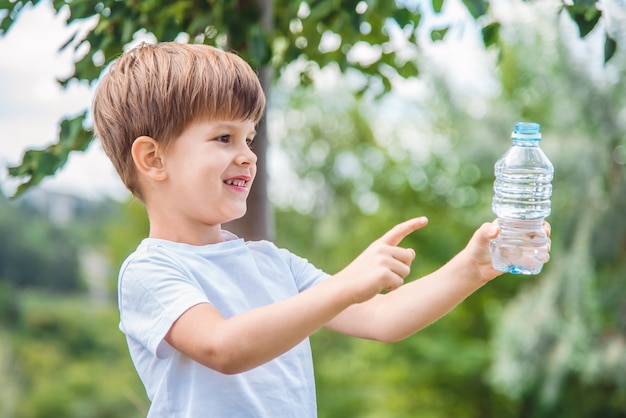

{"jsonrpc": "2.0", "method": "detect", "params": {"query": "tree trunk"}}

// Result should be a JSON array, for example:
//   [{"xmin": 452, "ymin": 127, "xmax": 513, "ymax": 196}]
[{"xmin": 224, "ymin": 0, "xmax": 274, "ymax": 241}]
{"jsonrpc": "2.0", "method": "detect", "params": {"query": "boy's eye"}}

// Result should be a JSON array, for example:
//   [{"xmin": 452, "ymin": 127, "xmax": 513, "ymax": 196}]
[
  {"xmin": 216, "ymin": 135, "xmax": 230, "ymax": 143},
  {"xmin": 246, "ymin": 138, "xmax": 255, "ymax": 149}
]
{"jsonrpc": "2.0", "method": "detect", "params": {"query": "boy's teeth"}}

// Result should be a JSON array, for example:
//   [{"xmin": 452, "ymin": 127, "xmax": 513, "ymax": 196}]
[{"xmin": 226, "ymin": 179, "xmax": 245, "ymax": 186}]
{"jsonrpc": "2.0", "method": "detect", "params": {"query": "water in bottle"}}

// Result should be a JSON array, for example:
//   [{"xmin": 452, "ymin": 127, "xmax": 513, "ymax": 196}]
[{"xmin": 490, "ymin": 122, "xmax": 553, "ymax": 275}]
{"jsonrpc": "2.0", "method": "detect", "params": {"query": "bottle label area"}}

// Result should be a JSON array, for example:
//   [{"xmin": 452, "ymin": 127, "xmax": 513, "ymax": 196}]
[{"xmin": 493, "ymin": 168, "xmax": 553, "ymax": 219}]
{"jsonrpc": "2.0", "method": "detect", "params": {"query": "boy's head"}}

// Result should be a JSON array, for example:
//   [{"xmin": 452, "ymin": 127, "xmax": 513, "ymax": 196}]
[{"xmin": 92, "ymin": 42, "xmax": 266, "ymax": 200}]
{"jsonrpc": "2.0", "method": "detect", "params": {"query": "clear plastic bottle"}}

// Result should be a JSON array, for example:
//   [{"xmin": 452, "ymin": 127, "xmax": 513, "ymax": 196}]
[{"xmin": 490, "ymin": 122, "xmax": 553, "ymax": 275}]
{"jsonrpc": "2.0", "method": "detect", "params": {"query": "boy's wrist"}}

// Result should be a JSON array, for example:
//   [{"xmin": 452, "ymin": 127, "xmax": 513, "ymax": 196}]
[{"xmin": 448, "ymin": 247, "xmax": 495, "ymax": 287}]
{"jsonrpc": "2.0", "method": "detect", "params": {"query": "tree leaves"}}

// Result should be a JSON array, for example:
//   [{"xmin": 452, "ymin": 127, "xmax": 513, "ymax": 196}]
[
  {"xmin": 604, "ymin": 32, "xmax": 617, "ymax": 63},
  {"xmin": 565, "ymin": 1, "xmax": 617, "ymax": 63},
  {"xmin": 566, "ymin": 3, "xmax": 601, "ymax": 37},
  {"xmin": 462, "ymin": 0, "xmax": 489, "ymax": 19},
  {"xmin": 430, "ymin": 27, "xmax": 449, "ymax": 42},
  {"xmin": 8, "ymin": 113, "xmax": 91, "ymax": 196},
  {"xmin": 481, "ymin": 22, "xmax": 500, "ymax": 48},
  {"xmin": 1, "ymin": 0, "xmax": 616, "ymax": 197}
]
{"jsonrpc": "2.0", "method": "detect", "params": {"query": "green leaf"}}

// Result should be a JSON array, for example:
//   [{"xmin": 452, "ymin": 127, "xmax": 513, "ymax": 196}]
[
  {"xmin": 59, "ymin": 113, "xmax": 92, "ymax": 152},
  {"xmin": 248, "ymin": 25, "xmax": 271, "ymax": 68},
  {"xmin": 461, "ymin": 0, "xmax": 488, "ymax": 19},
  {"xmin": 121, "ymin": 19, "xmax": 137, "ymax": 43},
  {"xmin": 395, "ymin": 61, "xmax": 419, "ymax": 79},
  {"xmin": 432, "ymin": 0, "xmax": 445, "ymax": 14},
  {"xmin": 566, "ymin": 5, "xmax": 601, "ymax": 38},
  {"xmin": 0, "ymin": 0, "xmax": 20, "ymax": 34},
  {"xmin": 392, "ymin": 8, "xmax": 417, "ymax": 28},
  {"xmin": 8, "ymin": 113, "xmax": 92, "ymax": 197},
  {"xmin": 481, "ymin": 21, "xmax": 500, "ymax": 47},
  {"xmin": 430, "ymin": 27, "xmax": 449, "ymax": 42},
  {"xmin": 307, "ymin": 0, "xmax": 336, "ymax": 22},
  {"xmin": 0, "ymin": 16, "xmax": 12, "ymax": 34},
  {"xmin": 572, "ymin": 0, "xmax": 597, "ymax": 8},
  {"xmin": 604, "ymin": 32, "xmax": 617, "ymax": 63}
]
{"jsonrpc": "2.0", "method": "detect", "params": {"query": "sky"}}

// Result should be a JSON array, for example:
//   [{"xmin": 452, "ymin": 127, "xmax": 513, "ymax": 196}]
[{"xmin": 0, "ymin": 2, "xmax": 128, "ymax": 201}]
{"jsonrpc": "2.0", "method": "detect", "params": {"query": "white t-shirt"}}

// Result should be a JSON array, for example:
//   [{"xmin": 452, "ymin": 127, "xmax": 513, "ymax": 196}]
[{"xmin": 118, "ymin": 230, "xmax": 330, "ymax": 418}]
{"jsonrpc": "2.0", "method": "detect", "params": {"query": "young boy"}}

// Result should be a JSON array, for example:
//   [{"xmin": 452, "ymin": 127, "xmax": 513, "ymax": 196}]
[{"xmin": 93, "ymin": 42, "xmax": 543, "ymax": 417}]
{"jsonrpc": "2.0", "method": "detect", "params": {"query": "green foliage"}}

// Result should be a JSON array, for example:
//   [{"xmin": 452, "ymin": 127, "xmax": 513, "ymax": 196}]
[
  {"xmin": 0, "ymin": 1, "xmax": 624, "ymax": 416},
  {"xmin": 565, "ymin": 0, "xmax": 617, "ymax": 62},
  {"xmin": 566, "ymin": 3, "xmax": 602, "ymax": 37},
  {"xmin": 102, "ymin": 198, "xmax": 149, "ymax": 291},
  {"xmin": 2, "ymin": 291, "xmax": 146, "ymax": 418},
  {"xmin": 274, "ymin": 0, "xmax": 422, "ymax": 84},
  {"xmin": 0, "ymin": 0, "xmax": 611, "ymax": 196},
  {"xmin": 481, "ymin": 22, "xmax": 501, "ymax": 48},
  {"xmin": 270, "ymin": 72, "xmax": 497, "ymax": 256},
  {"xmin": 270, "ymin": 75, "xmax": 522, "ymax": 417},
  {"xmin": 0, "ymin": 194, "xmax": 148, "ymax": 416},
  {"xmin": 462, "ymin": 0, "xmax": 489, "ymax": 19},
  {"xmin": 0, "ymin": 281, "xmax": 19, "ymax": 327},
  {"xmin": 7, "ymin": 112, "xmax": 91, "ymax": 196},
  {"xmin": 564, "ymin": 1, "xmax": 617, "ymax": 62},
  {"xmin": 270, "ymin": 2, "xmax": 626, "ymax": 414},
  {"xmin": 468, "ymin": 4, "xmax": 626, "ymax": 416},
  {"xmin": 0, "ymin": 196, "xmax": 82, "ymax": 291}
]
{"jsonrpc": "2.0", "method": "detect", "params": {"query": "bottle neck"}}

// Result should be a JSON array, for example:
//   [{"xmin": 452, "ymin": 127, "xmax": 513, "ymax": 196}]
[
  {"xmin": 511, "ymin": 127, "xmax": 541, "ymax": 146},
  {"xmin": 512, "ymin": 138, "xmax": 540, "ymax": 147}
]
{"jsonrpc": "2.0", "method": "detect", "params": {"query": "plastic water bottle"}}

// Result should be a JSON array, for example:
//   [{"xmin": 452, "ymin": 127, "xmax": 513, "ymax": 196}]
[{"xmin": 490, "ymin": 122, "xmax": 553, "ymax": 275}]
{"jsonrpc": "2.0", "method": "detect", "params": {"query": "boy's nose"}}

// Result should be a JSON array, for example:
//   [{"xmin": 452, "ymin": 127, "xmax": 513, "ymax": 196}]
[{"xmin": 236, "ymin": 144, "xmax": 257, "ymax": 166}]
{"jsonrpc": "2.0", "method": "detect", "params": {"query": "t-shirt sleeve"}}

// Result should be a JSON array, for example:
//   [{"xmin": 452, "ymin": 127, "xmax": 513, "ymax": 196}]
[
  {"xmin": 275, "ymin": 246, "xmax": 330, "ymax": 291},
  {"xmin": 118, "ymin": 249, "xmax": 209, "ymax": 359}
]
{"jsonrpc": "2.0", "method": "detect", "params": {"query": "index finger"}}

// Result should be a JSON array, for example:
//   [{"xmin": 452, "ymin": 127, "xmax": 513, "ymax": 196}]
[{"xmin": 379, "ymin": 217, "xmax": 428, "ymax": 246}]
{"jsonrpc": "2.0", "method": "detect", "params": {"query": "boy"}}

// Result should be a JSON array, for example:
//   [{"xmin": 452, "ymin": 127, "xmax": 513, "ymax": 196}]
[{"xmin": 93, "ymin": 42, "xmax": 544, "ymax": 417}]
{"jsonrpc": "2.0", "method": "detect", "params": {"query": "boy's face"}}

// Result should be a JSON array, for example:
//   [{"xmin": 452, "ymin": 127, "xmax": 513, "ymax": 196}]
[{"xmin": 161, "ymin": 118, "xmax": 258, "ymax": 229}]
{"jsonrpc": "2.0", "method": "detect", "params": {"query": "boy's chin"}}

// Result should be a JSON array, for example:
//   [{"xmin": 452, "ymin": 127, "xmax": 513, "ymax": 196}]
[{"xmin": 224, "ymin": 208, "xmax": 248, "ymax": 224}]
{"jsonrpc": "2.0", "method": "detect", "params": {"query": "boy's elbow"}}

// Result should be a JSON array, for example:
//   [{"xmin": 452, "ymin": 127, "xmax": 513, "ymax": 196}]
[
  {"xmin": 197, "ymin": 338, "xmax": 254, "ymax": 375},
  {"xmin": 371, "ymin": 325, "xmax": 416, "ymax": 344},
  {"xmin": 211, "ymin": 361, "xmax": 247, "ymax": 375},
  {"xmin": 200, "ymin": 353, "xmax": 249, "ymax": 375},
  {"xmin": 375, "ymin": 333, "xmax": 407, "ymax": 344}
]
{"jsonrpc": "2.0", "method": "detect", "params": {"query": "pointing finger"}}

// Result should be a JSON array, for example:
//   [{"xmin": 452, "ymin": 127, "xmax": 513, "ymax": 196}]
[{"xmin": 379, "ymin": 217, "xmax": 428, "ymax": 246}]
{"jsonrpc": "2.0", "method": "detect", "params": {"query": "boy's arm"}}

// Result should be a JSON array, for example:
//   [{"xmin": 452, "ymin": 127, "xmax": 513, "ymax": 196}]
[
  {"xmin": 165, "ymin": 217, "xmax": 426, "ymax": 375},
  {"xmin": 324, "ymin": 221, "xmax": 503, "ymax": 342}
]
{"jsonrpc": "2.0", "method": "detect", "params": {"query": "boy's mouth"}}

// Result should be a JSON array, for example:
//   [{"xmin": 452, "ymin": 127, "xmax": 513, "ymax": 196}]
[
  {"xmin": 224, "ymin": 175, "xmax": 252, "ymax": 190},
  {"xmin": 224, "ymin": 179, "xmax": 247, "ymax": 187}
]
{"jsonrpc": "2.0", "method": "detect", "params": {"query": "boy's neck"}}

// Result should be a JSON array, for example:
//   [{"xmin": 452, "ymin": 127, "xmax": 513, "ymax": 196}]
[
  {"xmin": 146, "ymin": 204, "xmax": 226, "ymax": 245},
  {"xmin": 142, "ymin": 191, "xmax": 232, "ymax": 246},
  {"xmin": 148, "ymin": 224, "xmax": 225, "ymax": 245}
]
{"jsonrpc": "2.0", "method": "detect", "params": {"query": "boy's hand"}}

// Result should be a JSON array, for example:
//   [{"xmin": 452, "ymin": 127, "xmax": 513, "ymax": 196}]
[
  {"xmin": 463, "ymin": 220, "xmax": 552, "ymax": 282},
  {"xmin": 338, "ymin": 217, "xmax": 428, "ymax": 304}
]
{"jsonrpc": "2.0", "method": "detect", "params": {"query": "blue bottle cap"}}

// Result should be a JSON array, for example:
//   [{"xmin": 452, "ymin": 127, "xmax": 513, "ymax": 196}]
[{"xmin": 512, "ymin": 122, "xmax": 541, "ymax": 140}]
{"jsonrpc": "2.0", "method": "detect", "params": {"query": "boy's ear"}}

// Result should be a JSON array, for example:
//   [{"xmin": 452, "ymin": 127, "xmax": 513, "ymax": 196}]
[{"xmin": 131, "ymin": 136, "xmax": 168, "ymax": 181}]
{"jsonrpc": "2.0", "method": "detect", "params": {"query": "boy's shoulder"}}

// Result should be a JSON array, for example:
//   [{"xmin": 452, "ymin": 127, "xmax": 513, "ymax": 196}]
[{"xmin": 121, "ymin": 231, "xmax": 288, "ymax": 269}]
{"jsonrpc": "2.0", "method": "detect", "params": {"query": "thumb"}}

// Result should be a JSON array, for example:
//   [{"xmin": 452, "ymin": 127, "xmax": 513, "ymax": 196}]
[
  {"xmin": 473, "ymin": 221, "xmax": 499, "ymax": 245},
  {"xmin": 379, "ymin": 217, "xmax": 428, "ymax": 246}
]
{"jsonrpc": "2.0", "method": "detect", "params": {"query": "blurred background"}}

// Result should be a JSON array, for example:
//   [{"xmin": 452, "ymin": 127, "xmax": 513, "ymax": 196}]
[{"xmin": 0, "ymin": 0, "xmax": 625, "ymax": 417}]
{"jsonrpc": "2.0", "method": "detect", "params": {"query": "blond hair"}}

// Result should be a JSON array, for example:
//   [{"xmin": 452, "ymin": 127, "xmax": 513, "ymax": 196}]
[{"xmin": 92, "ymin": 42, "xmax": 266, "ymax": 199}]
